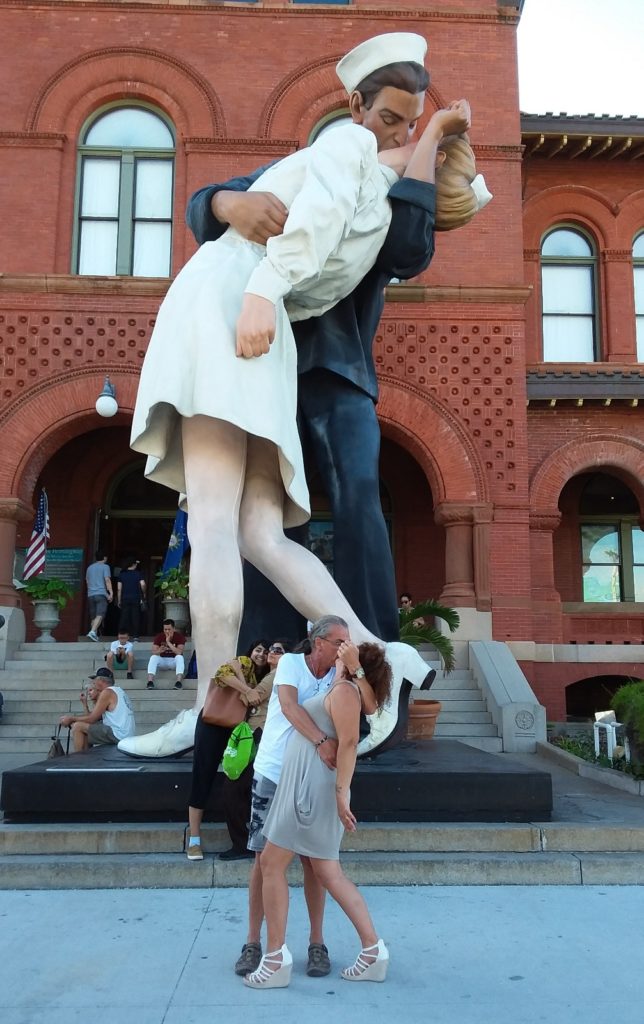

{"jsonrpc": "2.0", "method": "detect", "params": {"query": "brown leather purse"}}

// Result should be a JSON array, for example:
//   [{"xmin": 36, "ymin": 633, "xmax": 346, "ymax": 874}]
[{"xmin": 201, "ymin": 680, "xmax": 248, "ymax": 729}]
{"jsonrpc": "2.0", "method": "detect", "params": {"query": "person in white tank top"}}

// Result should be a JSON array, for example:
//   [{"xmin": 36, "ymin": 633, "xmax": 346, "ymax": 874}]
[{"xmin": 60, "ymin": 666, "xmax": 136, "ymax": 751}]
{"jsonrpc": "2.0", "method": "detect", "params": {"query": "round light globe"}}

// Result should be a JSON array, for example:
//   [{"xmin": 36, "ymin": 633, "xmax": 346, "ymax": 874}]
[{"xmin": 95, "ymin": 394, "xmax": 118, "ymax": 417}]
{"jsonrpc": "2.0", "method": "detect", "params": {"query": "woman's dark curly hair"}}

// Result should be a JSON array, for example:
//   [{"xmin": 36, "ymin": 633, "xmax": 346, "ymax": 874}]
[{"xmin": 357, "ymin": 642, "xmax": 392, "ymax": 710}]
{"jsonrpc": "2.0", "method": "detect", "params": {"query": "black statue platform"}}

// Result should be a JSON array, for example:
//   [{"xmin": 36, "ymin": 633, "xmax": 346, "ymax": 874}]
[{"xmin": 1, "ymin": 739, "xmax": 552, "ymax": 823}]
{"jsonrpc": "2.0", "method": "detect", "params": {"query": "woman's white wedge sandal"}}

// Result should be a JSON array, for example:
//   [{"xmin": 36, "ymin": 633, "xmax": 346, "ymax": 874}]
[
  {"xmin": 341, "ymin": 939, "xmax": 389, "ymax": 982},
  {"xmin": 243, "ymin": 944, "xmax": 293, "ymax": 989}
]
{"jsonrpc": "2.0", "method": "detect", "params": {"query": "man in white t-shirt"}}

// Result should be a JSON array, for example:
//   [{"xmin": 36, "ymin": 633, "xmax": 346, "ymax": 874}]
[
  {"xmin": 106, "ymin": 631, "xmax": 135, "ymax": 679},
  {"xmin": 59, "ymin": 667, "xmax": 136, "ymax": 751},
  {"xmin": 234, "ymin": 615, "xmax": 367, "ymax": 981}
]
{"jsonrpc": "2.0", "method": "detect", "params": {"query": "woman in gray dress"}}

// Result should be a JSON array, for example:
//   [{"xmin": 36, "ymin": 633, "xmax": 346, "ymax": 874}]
[{"xmin": 243, "ymin": 643, "xmax": 392, "ymax": 989}]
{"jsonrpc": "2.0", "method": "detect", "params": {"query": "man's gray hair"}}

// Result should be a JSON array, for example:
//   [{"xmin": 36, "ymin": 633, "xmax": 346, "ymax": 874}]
[{"xmin": 309, "ymin": 615, "xmax": 348, "ymax": 645}]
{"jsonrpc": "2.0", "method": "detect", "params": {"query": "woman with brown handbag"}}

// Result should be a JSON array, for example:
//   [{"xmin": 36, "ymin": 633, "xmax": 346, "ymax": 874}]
[{"xmin": 185, "ymin": 640, "xmax": 269, "ymax": 861}]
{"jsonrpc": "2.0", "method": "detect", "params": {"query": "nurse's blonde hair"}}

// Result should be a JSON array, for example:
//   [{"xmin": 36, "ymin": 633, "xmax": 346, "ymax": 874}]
[{"xmin": 435, "ymin": 134, "xmax": 485, "ymax": 232}]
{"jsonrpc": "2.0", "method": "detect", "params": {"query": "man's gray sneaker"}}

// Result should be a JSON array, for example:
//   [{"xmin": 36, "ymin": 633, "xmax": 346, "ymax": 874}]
[
  {"xmin": 307, "ymin": 942, "xmax": 331, "ymax": 977},
  {"xmin": 234, "ymin": 942, "xmax": 262, "ymax": 976}
]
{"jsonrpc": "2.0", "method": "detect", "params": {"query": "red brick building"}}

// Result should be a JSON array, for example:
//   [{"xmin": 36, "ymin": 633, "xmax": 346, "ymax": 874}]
[{"xmin": 0, "ymin": 0, "xmax": 642, "ymax": 721}]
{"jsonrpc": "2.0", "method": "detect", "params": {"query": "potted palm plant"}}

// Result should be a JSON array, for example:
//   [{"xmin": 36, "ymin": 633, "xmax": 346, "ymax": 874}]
[
  {"xmin": 21, "ymin": 576, "xmax": 76, "ymax": 643},
  {"xmin": 611, "ymin": 680, "xmax": 644, "ymax": 767},
  {"xmin": 400, "ymin": 599, "xmax": 460, "ymax": 740},
  {"xmin": 154, "ymin": 565, "xmax": 190, "ymax": 633}
]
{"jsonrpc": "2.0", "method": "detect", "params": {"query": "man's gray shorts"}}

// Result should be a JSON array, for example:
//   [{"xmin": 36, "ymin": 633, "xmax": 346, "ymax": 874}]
[
  {"xmin": 88, "ymin": 595, "xmax": 108, "ymax": 620},
  {"xmin": 87, "ymin": 722, "xmax": 118, "ymax": 746},
  {"xmin": 248, "ymin": 772, "xmax": 277, "ymax": 852}
]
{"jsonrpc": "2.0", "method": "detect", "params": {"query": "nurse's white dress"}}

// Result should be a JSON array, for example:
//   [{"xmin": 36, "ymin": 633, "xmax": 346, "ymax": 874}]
[{"xmin": 130, "ymin": 124, "xmax": 398, "ymax": 528}]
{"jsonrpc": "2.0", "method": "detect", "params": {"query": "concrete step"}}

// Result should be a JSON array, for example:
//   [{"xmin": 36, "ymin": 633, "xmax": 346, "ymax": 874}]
[
  {"xmin": 416, "ymin": 700, "xmax": 488, "ymax": 712},
  {"xmin": 1, "ymin": 849, "xmax": 642, "ymax": 888},
  {"xmin": 438, "ymin": 712, "xmax": 493, "ymax": 724},
  {"xmin": 1, "ymin": 821, "xmax": 643, "ymax": 888},
  {"xmin": 2, "ymin": 665, "xmax": 154, "ymax": 678},
  {"xmin": 2, "ymin": 706, "xmax": 195, "ymax": 723},
  {"xmin": 0, "ymin": 689, "xmax": 196, "ymax": 701},
  {"xmin": 429, "ymin": 688, "xmax": 482, "ymax": 701},
  {"xmin": 457, "ymin": 736, "xmax": 504, "ymax": 753},
  {"xmin": 434, "ymin": 723, "xmax": 499, "ymax": 737}
]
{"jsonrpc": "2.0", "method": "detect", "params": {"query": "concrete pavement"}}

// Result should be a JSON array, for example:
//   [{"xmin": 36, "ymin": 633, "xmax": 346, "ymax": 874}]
[{"xmin": 0, "ymin": 884, "xmax": 643, "ymax": 1024}]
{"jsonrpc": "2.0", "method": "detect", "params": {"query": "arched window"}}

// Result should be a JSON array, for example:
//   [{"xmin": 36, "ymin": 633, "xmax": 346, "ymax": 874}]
[
  {"xmin": 308, "ymin": 111, "xmax": 351, "ymax": 145},
  {"xmin": 579, "ymin": 474, "xmax": 643, "ymax": 602},
  {"xmin": 541, "ymin": 227, "xmax": 597, "ymax": 362},
  {"xmin": 75, "ymin": 106, "xmax": 175, "ymax": 277},
  {"xmin": 634, "ymin": 233, "xmax": 644, "ymax": 362}
]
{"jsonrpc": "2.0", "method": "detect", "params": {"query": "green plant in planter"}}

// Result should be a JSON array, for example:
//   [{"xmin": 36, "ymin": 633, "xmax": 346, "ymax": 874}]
[
  {"xmin": 21, "ymin": 576, "xmax": 76, "ymax": 610},
  {"xmin": 611, "ymin": 680, "xmax": 644, "ymax": 749},
  {"xmin": 154, "ymin": 565, "xmax": 190, "ymax": 600},
  {"xmin": 399, "ymin": 599, "xmax": 460, "ymax": 674}
]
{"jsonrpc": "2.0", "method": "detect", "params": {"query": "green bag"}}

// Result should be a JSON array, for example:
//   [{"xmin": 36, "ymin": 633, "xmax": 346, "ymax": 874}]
[{"xmin": 222, "ymin": 721, "xmax": 257, "ymax": 781}]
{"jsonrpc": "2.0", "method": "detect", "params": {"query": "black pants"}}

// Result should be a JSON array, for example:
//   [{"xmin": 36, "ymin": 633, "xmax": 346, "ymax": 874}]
[
  {"xmin": 118, "ymin": 600, "xmax": 141, "ymax": 638},
  {"xmin": 221, "ymin": 762, "xmax": 254, "ymax": 851},
  {"xmin": 189, "ymin": 711, "xmax": 232, "ymax": 809},
  {"xmin": 239, "ymin": 369, "xmax": 399, "ymax": 648}
]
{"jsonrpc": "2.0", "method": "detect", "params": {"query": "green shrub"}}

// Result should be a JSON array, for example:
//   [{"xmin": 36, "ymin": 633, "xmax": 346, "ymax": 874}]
[
  {"xmin": 154, "ymin": 565, "xmax": 189, "ymax": 600},
  {"xmin": 21, "ymin": 576, "xmax": 76, "ymax": 610},
  {"xmin": 611, "ymin": 680, "xmax": 644, "ymax": 746}
]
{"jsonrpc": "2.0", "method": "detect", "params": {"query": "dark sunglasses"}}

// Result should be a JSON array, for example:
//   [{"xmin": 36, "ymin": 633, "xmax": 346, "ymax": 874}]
[{"xmin": 269, "ymin": 645, "xmax": 285, "ymax": 654}]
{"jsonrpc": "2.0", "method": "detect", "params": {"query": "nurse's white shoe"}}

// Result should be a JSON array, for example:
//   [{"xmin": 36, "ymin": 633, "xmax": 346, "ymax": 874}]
[
  {"xmin": 356, "ymin": 642, "xmax": 436, "ymax": 759},
  {"xmin": 117, "ymin": 707, "xmax": 199, "ymax": 758}
]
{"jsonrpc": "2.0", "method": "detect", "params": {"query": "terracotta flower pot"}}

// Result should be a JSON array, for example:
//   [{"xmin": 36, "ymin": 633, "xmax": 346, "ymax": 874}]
[{"xmin": 406, "ymin": 699, "xmax": 442, "ymax": 740}]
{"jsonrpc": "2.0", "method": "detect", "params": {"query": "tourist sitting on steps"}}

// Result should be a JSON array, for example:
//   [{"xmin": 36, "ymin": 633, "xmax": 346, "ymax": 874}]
[
  {"xmin": 147, "ymin": 618, "xmax": 186, "ymax": 689},
  {"xmin": 59, "ymin": 666, "xmax": 135, "ymax": 751},
  {"xmin": 106, "ymin": 630, "xmax": 135, "ymax": 679}
]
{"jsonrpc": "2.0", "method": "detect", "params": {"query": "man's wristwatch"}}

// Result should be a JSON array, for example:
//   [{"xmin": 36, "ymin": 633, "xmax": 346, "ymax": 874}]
[{"xmin": 351, "ymin": 666, "xmax": 365, "ymax": 680}]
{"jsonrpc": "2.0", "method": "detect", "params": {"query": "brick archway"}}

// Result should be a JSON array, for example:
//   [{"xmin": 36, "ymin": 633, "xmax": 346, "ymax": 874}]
[
  {"xmin": 0, "ymin": 369, "xmax": 139, "ymax": 503},
  {"xmin": 26, "ymin": 47, "xmax": 224, "ymax": 138},
  {"xmin": 530, "ymin": 434, "xmax": 644, "ymax": 518},
  {"xmin": 257, "ymin": 54, "xmax": 445, "ymax": 146},
  {"xmin": 377, "ymin": 376, "xmax": 488, "ymax": 505}
]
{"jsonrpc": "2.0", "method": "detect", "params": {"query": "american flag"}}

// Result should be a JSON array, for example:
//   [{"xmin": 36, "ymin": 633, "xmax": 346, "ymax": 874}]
[{"xmin": 23, "ymin": 490, "xmax": 50, "ymax": 580}]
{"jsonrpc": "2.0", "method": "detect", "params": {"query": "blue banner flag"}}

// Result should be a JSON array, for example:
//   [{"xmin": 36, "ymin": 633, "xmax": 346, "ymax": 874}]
[{"xmin": 162, "ymin": 509, "xmax": 190, "ymax": 573}]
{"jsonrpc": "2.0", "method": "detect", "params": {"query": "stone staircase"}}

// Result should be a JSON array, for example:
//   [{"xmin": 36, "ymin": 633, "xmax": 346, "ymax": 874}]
[
  {"xmin": 416, "ymin": 665, "xmax": 502, "ymax": 753},
  {"xmin": 0, "ymin": 641, "xmax": 196, "ymax": 758},
  {"xmin": 0, "ymin": 642, "xmax": 501, "ymax": 759}
]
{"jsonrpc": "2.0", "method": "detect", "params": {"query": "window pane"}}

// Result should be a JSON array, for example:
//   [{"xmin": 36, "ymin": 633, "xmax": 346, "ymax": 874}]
[
  {"xmin": 582, "ymin": 564, "xmax": 621, "ymax": 602},
  {"xmin": 581, "ymin": 524, "xmax": 620, "ymax": 564},
  {"xmin": 81, "ymin": 158, "xmax": 120, "ymax": 217},
  {"xmin": 542, "ymin": 266, "xmax": 593, "ymax": 313},
  {"xmin": 632, "ymin": 526, "xmax": 644, "ymax": 565},
  {"xmin": 78, "ymin": 221, "xmax": 118, "ymax": 275},
  {"xmin": 634, "ymin": 566, "xmax": 644, "ymax": 602},
  {"xmin": 633, "ymin": 234, "xmax": 644, "ymax": 259},
  {"xmin": 542, "ymin": 229, "xmax": 592, "ymax": 258},
  {"xmin": 135, "ymin": 159, "xmax": 173, "ymax": 219},
  {"xmin": 543, "ymin": 315, "xmax": 595, "ymax": 361},
  {"xmin": 86, "ymin": 108, "xmax": 173, "ymax": 148},
  {"xmin": 634, "ymin": 266, "xmax": 644, "ymax": 313},
  {"xmin": 637, "ymin": 317, "xmax": 644, "ymax": 362},
  {"xmin": 133, "ymin": 222, "xmax": 171, "ymax": 276}
]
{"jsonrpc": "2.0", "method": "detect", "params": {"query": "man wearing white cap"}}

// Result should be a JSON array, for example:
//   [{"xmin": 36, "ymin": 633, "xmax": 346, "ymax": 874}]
[{"xmin": 188, "ymin": 33, "xmax": 446, "ymax": 656}]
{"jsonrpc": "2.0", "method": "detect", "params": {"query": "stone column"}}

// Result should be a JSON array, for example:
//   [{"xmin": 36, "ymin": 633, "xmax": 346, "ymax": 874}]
[
  {"xmin": 0, "ymin": 498, "xmax": 32, "ymax": 605},
  {"xmin": 435, "ymin": 503, "xmax": 476, "ymax": 607},
  {"xmin": 0, "ymin": 498, "xmax": 32, "ymax": 666}
]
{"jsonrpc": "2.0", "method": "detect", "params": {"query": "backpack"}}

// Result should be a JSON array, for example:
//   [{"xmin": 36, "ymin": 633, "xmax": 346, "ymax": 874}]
[{"xmin": 222, "ymin": 721, "xmax": 257, "ymax": 781}]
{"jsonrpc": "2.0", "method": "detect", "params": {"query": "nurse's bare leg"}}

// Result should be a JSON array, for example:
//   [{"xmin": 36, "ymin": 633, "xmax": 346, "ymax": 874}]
[
  {"xmin": 118, "ymin": 415, "xmax": 247, "ymax": 758},
  {"xmin": 183, "ymin": 415, "xmax": 247, "ymax": 707}
]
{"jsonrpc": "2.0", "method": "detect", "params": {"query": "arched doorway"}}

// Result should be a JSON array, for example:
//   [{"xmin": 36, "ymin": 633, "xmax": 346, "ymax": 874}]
[{"xmin": 99, "ymin": 461, "xmax": 180, "ymax": 636}]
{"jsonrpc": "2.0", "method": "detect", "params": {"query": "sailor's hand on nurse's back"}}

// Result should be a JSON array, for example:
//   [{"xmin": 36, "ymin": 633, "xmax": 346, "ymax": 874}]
[
  {"xmin": 236, "ymin": 293, "xmax": 276, "ymax": 359},
  {"xmin": 213, "ymin": 190, "xmax": 287, "ymax": 245}
]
